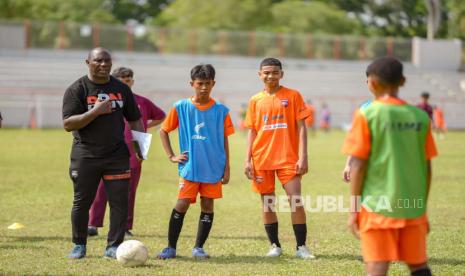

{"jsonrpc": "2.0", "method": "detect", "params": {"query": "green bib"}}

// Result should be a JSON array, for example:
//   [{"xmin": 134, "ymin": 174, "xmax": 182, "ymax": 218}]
[{"xmin": 361, "ymin": 101, "xmax": 430, "ymax": 218}]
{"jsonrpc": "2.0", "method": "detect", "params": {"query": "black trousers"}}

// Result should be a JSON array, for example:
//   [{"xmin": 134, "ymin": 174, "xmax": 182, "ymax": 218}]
[{"xmin": 69, "ymin": 155, "xmax": 130, "ymax": 248}]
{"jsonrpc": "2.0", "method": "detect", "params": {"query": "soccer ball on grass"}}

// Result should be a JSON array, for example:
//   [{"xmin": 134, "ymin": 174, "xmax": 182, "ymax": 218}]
[{"xmin": 116, "ymin": 240, "xmax": 148, "ymax": 267}]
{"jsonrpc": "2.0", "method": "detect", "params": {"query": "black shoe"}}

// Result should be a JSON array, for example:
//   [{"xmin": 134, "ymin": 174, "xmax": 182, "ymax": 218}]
[
  {"xmin": 125, "ymin": 230, "xmax": 134, "ymax": 237},
  {"xmin": 87, "ymin": 226, "xmax": 98, "ymax": 236}
]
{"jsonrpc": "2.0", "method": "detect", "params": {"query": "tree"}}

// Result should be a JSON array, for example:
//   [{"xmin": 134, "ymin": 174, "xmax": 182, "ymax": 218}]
[
  {"xmin": 447, "ymin": 0, "xmax": 465, "ymax": 39},
  {"xmin": 0, "ymin": 0, "xmax": 116, "ymax": 23},
  {"xmin": 106, "ymin": 0, "xmax": 170, "ymax": 24},
  {"xmin": 270, "ymin": 0, "xmax": 361, "ymax": 34},
  {"xmin": 152, "ymin": 0, "xmax": 273, "ymax": 30}
]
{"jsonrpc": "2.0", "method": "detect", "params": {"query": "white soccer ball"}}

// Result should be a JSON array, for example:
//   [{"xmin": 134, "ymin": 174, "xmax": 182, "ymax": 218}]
[{"xmin": 116, "ymin": 240, "xmax": 148, "ymax": 267}]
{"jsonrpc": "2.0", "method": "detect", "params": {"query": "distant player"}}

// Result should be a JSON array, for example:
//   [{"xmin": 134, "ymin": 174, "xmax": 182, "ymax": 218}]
[
  {"xmin": 244, "ymin": 58, "xmax": 314, "ymax": 259},
  {"xmin": 88, "ymin": 67, "xmax": 166, "ymax": 237},
  {"xmin": 157, "ymin": 64, "xmax": 234, "ymax": 259},
  {"xmin": 433, "ymin": 105, "xmax": 446, "ymax": 139},
  {"xmin": 417, "ymin": 91, "xmax": 433, "ymax": 120},
  {"xmin": 342, "ymin": 57, "xmax": 437, "ymax": 276},
  {"xmin": 319, "ymin": 103, "xmax": 331, "ymax": 132}
]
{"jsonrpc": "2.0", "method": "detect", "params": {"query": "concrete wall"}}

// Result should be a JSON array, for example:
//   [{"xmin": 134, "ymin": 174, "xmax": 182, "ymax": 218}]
[
  {"xmin": 0, "ymin": 24, "xmax": 24, "ymax": 49},
  {"xmin": 412, "ymin": 37, "xmax": 462, "ymax": 71}
]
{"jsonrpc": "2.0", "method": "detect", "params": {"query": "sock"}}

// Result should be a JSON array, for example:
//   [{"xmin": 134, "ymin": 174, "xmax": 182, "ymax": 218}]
[
  {"xmin": 195, "ymin": 212, "xmax": 214, "ymax": 248},
  {"xmin": 264, "ymin": 222, "xmax": 281, "ymax": 248},
  {"xmin": 292, "ymin": 223, "xmax": 307, "ymax": 248},
  {"xmin": 411, "ymin": 268, "xmax": 432, "ymax": 276},
  {"xmin": 168, "ymin": 209, "xmax": 186, "ymax": 249}
]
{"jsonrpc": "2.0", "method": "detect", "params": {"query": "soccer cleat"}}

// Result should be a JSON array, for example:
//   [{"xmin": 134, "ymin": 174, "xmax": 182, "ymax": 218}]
[
  {"xmin": 266, "ymin": 243, "xmax": 282, "ymax": 257},
  {"xmin": 87, "ymin": 226, "xmax": 98, "ymax": 237},
  {"xmin": 125, "ymin": 230, "xmax": 134, "ymax": 237},
  {"xmin": 157, "ymin": 247, "xmax": 176, "ymax": 259},
  {"xmin": 296, "ymin": 245, "xmax": 315, "ymax": 259},
  {"xmin": 67, "ymin": 244, "xmax": 86, "ymax": 259},
  {"xmin": 192, "ymin": 247, "xmax": 210, "ymax": 259},
  {"xmin": 104, "ymin": 246, "xmax": 118, "ymax": 259}
]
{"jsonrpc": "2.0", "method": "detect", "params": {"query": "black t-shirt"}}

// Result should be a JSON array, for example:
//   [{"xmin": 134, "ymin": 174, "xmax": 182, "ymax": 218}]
[{"xmin": 63, "ymin": 75, "xmax": 141, "ymax": 159}]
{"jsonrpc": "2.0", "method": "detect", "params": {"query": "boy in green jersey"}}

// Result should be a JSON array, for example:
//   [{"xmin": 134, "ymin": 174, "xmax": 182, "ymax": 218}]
[{"xmin": 342, "ymin": 57, "xmax": 437, "ymax": 276}]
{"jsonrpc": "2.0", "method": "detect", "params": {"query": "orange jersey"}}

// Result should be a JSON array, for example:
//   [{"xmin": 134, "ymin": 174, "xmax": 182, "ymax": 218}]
[
  {"xmin": 304, "ymin": 104, "xmax": 315, "ymax": 127},
  {"xmin": 433, "ymin": 108, "xmax": 446, "ymax": 129},
  {"xmin": 161, "ymin": 98, "xmax": 235, "ymax": 137},
  {"xmin": 245, "ymin": 86, "xmax": 311, "ymax": 170}
]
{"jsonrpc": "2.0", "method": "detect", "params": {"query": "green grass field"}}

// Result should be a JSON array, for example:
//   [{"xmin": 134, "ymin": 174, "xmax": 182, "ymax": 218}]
[{"xmin": 0, "ymin": 129, "xmax": 464, "ymax": 275}]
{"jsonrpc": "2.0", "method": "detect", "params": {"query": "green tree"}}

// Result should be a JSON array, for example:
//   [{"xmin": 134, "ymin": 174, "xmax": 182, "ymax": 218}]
[
  {"xmin": 152, "ymin": 0, "xmax": 273, "ymax": 30},
  {"xmin": 447, "ymin": 0, "xmax": 465, "ymax": 39},
  {"xmin": 323, "ymin": 0, "xmax": 450, "ymax": 38},
  {"xmin": 107, "ymin": 0, "xmax": 170, "ymax": 24},
  {"xmin": 270, "ymin": 0, "xmax": 361, "ymax": 34},
  {"xmin": 0, "ymin": 0, "xmax": 115, "ymax": 22}
]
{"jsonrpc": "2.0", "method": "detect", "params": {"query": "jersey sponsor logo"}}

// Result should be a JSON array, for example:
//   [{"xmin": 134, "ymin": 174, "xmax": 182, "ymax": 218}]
[
  {"xmin": 192, "ymin": 122, "xmax": 207, "ymax": 140},
  {"xmin": 86, "ymin": 93, "xmax": 124, "ymax": 110},
  {"xmin": 384, "ymin": 121, "xmax": 423, "ymax": 131},
  {"xmin": 262, "ymin": 123, "xmax": 288, "ymax": 131},
  {"xmin": 281, "ymin": 99, "xmax": 289, "ymax": 107},
  {"xmin": 263, "ymin": 114, "xmax": 283, "ymax": 123}
]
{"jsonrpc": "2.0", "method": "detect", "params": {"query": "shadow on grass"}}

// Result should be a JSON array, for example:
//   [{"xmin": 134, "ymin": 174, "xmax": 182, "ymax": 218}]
[
  {"xmin": 314, "ymin": 253, "xmax": 363, "ymax": 262},
  {"xmin": 0, "ymin": 244, "xmax": 47, "ymax": 250},
  {"xmin": 3, "ymin": 235, "xmax": 69, "ymax": 243},
  {"xmin": 169, "ymin": 253, "xmax": 362, "ymax": 264},
  {"xmin": 429, "ymin": 257, "xmax": 465, "ymax": 266},
  {"xmin": 137, "ymin": 233, "xmax": 267, "ymax": 241}
]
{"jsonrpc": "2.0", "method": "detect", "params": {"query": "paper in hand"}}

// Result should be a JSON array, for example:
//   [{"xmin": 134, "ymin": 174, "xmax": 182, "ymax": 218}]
[{"xmin": 131, "ymin": 130, "xmax": 152, "ymax": 160}]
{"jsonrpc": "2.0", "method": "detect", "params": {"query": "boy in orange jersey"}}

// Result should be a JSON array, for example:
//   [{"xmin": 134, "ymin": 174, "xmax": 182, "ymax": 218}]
[
  {"xmin": 244, "ymin": 58, "xmax": 314, "ymax": 259},
  {"xmin": 433, "ymin": 105, "xmax": 446, "ymax": 139},
  {"xmin": 342, "ymin": 57, "xmax": 437, "ymax": 276}
]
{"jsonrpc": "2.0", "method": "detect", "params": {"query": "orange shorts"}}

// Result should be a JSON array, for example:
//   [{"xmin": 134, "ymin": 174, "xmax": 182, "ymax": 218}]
[
  {"xmin": 360, "ymin": 223, "xmax": 428, "ymax": 264},
  {"xmin": 252, "ymin": 167, "xmax": 297, "ymax": 194},
  {"xmin": 178, "ymin": 178, "xmax": 222, "ymax": 204}
]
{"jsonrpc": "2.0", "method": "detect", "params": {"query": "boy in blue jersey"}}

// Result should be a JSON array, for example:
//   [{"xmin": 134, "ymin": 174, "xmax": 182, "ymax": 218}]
[{"xmin": 157, "ymin": 64, "xmax": 235, "ymax": 259}]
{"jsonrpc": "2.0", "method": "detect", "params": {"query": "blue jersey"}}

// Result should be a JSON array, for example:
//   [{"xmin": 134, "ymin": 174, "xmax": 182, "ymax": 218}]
[{"xmin": 175, "ymin": 99, "xmax": 229, "ymax": 183}]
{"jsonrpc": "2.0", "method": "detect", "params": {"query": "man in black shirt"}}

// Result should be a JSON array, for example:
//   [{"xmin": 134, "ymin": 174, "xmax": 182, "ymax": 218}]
[{"xmin": 62, "ymin": 47, "xmax": 144, "ymax": 259}]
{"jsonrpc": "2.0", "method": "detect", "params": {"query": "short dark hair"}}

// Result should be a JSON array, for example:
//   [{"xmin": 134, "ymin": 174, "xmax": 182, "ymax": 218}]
[
  {"xmin": 112, "ymin": 67, "xmax": 133, "ymax": 78},
  {"xmin": 260, "ymin": 57, "xmax": 282, "ymax": 69},
  {"xmin": 366, "ymin": 57, "xmax": 404, "ymax": 86},
  {"xmin": 191, "ymin": 64, "xmax": 215, "ymax": 80},
  {"xmin": 421, "ymin": 91, "xmax": 430, "ymax": 99}
]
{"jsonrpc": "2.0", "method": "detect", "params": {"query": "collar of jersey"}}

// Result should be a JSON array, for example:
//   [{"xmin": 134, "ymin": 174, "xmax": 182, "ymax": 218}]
[
  {"xmin": 375, "ymin": 96, "xmax": 406, "ymax": 105},
  {"xmin": 190, "ymin": 97, "xmax": 215, "ymax": 111},
  {"xmin": 262, "ymin": 86, "xmax": 283, "ymax": 96}
]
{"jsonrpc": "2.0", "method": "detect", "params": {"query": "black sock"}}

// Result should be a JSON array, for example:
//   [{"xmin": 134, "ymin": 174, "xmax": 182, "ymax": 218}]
[
  {"xmin": 195, "ymin": 212, "xmax": 214, "ymax": 248},
  {"xmin": 168, "ymin": 209, "xmax": 186, "ymax": 249},
  {"xmin": 292, "ymin": 223, "xmax": 307, "ymax": 248},
  {"xmin": 411, "ymin": 268, "xmax": 432, "ymax": 276},
  {"xmin": 264, "ymin": 222, "xmax": 281, "ymax": 248}
]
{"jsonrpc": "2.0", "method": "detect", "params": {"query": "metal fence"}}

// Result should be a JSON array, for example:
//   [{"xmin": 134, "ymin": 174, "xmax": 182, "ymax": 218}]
[{"xmin": 1, "ymin": 20, "xmax": 412, "ymax": 61}]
